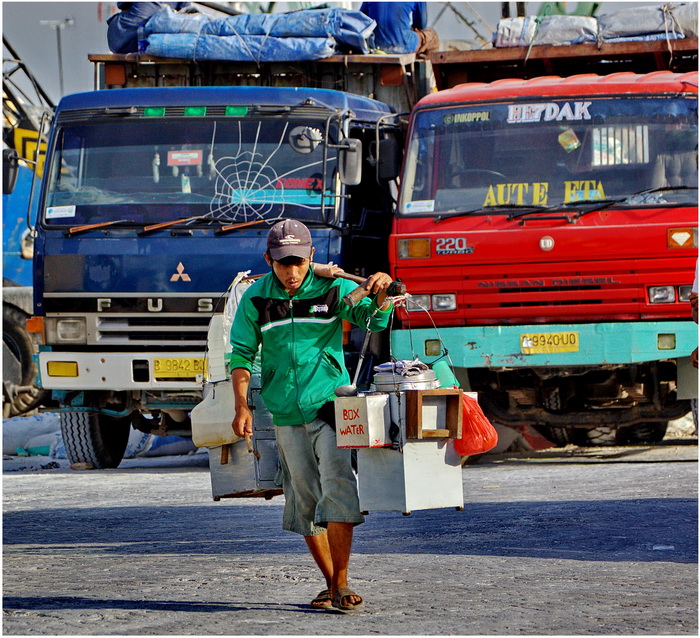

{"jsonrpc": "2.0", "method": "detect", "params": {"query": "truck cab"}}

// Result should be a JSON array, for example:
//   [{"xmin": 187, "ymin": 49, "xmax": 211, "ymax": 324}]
[
  {"xmin": 32, "ymin": 85, "xmax": 401, "ymax": 467},
  {"xmin": 391, "ymin": 71, "xmax": 698, "ymax": 445}
]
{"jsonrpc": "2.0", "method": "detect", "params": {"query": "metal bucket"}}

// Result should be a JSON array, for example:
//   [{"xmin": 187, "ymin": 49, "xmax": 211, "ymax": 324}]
[{"xmin": 370, "ymin": 369, "xmax": 440, "ymax": 392}]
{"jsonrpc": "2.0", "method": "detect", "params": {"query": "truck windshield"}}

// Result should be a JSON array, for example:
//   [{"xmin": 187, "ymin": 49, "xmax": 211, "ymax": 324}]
[
  {"xmin": 43, "ymin": 117, "xmax": 339, "ymax": 227},
  {"xmin": 399, "ymin": 96, "xmax": 697, "ymax": 215}
]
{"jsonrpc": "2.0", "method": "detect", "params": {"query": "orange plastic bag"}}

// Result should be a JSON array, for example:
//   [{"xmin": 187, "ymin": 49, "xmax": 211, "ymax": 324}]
[{"xmin": 453, "ymin": 392, "xmax": 498, "ymax": 456}]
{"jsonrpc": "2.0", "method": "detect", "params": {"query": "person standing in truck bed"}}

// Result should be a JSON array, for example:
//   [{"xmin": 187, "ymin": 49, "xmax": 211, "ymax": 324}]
[{"xmin": 229, "ymin": 219, "xmax": 393, "ymax": 612}]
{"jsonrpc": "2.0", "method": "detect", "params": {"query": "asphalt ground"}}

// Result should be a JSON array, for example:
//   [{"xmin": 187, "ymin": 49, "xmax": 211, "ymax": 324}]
[{"xmin": 3, "ymin": 438, "xmax": 698, "ymax": 636}]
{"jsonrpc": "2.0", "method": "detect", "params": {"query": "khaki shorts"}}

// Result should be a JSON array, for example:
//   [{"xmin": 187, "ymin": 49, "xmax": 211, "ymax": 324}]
[
  {"xmin": 275, "ymin": 418, "xmax": 364, "ymax": 536},
  {"xmin": 416, "ymin": 28, "xmax": 440, "ymax": 55}
]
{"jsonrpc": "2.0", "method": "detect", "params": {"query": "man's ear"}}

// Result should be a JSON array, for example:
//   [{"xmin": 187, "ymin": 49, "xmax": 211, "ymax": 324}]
[
  {"xmin": 309, "ymin": 247, "xmax": 315, "ymax": 261},
  {"xmin": 263, "ymin": 252, "xmax": 273, "ymax": 266}
]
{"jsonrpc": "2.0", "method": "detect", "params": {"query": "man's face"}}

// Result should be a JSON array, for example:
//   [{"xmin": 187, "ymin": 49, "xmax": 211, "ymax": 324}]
[{"xmin": 264, "ymin": 248, "xmax": 314, "ymax": 296}]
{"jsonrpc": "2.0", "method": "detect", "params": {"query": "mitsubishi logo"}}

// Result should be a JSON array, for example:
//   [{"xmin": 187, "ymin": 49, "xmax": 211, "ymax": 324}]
[{"xmin": 170, "ymin": 262, "xmax": 191, "ymax": 282}]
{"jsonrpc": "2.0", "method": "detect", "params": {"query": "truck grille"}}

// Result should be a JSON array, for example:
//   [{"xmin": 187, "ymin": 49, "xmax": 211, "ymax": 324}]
[
  {"xmin": 95, "ymin": 315, "xmax": 213, "ymax": 345},
  {"xmin": 497, "ymin": 284, "xmax": 604, "ymax": 308},
  {"xmin": 398, "ymin": 259, "xmax": 692, "ymax": 325},
  {"xmin": 466, "ymin": 267, "xmax": 638, "ymax": 321},
  {"xmin": 43, "ymin": 293, "xmax": 221, "ymax": 348}
]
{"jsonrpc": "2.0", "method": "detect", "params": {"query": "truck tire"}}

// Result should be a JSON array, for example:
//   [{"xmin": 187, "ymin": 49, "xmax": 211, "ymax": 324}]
[
  {"xmin": 584, "ymin": 426, "xmax": 618, "ymax": 445},
  {"xmin": 60, "ymin": 412, "xmax": 131, "ymax": 469},
  {"xmin": 534, "ymin": 426, "xmax": 584, "ymax": 447},
  {"xmin": 2, "ymin": 304, "xmax": 47, "ymax": 417},
  {"xmin": 619, "ymin": 422, "xmax": 668, "ymax": 444}
]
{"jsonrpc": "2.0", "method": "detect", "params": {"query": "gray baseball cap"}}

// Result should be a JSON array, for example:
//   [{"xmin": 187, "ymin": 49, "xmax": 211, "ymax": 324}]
[{"xmin": 266, "ymin": 219, "xmax": 312, "ymax": 261}]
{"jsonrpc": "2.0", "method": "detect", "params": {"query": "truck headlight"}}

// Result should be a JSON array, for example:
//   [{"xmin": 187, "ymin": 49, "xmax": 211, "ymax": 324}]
[
  {"xmin": 678, "ymin": 285, "xmax": 693, "ymax": 302},
  {"xmin": 407, "ymin": 294, "xmax": 430, "ymax": 311},
  {"xmin": 45, "ymin": 318, "xmax": 88, "ymax": 343},
  {"xmin": 432, "ymin": 294, "xmax": 457, "ymax": 311},
  {"xmin": 648, "ymin": 286, "xmax": 676, "ymax": 303}
]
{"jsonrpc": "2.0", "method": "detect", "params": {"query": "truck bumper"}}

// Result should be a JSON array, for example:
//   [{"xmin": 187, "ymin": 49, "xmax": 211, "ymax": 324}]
[
  {"xmin": 38, "ymin": 351, "xmax": 206, "ymax": 391},
  {"xmin": 391, "ymin": 321, "xmax": 699, "ymax": 368}
]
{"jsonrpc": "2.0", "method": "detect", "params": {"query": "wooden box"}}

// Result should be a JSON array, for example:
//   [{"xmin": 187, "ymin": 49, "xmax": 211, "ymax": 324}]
[{"xmin": 403, "ymin": 388, "xmax": 463, "ymax": 440}]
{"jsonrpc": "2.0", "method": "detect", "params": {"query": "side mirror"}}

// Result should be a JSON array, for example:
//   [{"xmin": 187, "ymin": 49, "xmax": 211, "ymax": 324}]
[
  {"xmin": 378, "ymin": 137, "xmax": 401, "ymax": 181},
  {"xmin": 3, "ymin": 148, "xmax": 19, "ymax": 195},
  {"xmin": 338, "ymin": 138, "xmax": 362, "ymax": 186}
]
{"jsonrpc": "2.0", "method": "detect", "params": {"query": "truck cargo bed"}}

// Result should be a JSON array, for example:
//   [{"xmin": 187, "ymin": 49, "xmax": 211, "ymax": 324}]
[
  {"xmin": 88, "ymin": 52, "xmax": 432, "ymax": 112},
  {"xmin": 430, "ymin": 37, "xmax": 698, "ymax": 89}
]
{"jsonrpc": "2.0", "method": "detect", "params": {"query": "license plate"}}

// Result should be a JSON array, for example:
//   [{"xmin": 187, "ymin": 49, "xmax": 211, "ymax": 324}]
[
  {"xmin": 520, "ymin": 331, "xmax": 579, "ymax": 354},
  {"xmin": 153, "ymin": 357, "xmax": 207, "ymax": 379}
]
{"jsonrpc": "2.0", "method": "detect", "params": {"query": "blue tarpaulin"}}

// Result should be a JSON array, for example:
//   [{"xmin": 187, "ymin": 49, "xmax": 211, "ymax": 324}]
[
  {"xmin": 143, "ymin": 7, "xmax": 376, "ymax": 61},
  {"xmin": 146, "ymin": 32, "xmax": 335, "ymax": 62}
]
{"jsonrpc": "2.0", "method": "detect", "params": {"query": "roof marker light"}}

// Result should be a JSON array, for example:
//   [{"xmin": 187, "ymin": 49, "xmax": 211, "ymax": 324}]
[{"xmin": 184, "ymin": 106, "xmax": 207, "ymax": 116}]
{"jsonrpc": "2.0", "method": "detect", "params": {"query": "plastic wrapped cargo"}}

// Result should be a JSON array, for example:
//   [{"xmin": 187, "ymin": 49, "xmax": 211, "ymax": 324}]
[
  {"xmin": 598, "ymin": 2, "xmax": 697, "ymax": 40},
  {"xmin": 495, "ymin": 15, "xmax": 596, "ymax": 47},
  {"xmin": 535, "ymin": 15, "xmax": 597, "ymax": 46},
  {"xmin": 493, "ymin": 16, "xmax": 538, "ymax": 48},
  {"xmin": 494, "ymin": 3, "xmax": 697, "ymax": 49}
]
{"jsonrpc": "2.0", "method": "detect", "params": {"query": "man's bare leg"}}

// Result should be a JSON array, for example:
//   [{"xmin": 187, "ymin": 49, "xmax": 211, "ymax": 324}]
[
  {"xmin": 305, "ymin": 532, "xmax": 333, "ymax": 589},
  {"xmin": 327, "ymin": 521, "xmax": 362, "ymax": 605},
  {"xmin": 305, "ymin": 532, "xmax": 336, "ymax": 608},
  {"xmin": 305, "ymin": 524, "xmax": 361, "ymax": 606}
]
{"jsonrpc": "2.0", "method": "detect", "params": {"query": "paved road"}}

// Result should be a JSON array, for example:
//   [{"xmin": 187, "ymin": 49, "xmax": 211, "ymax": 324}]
[{"xmin": 3, "ymin": 441, "xmax": 698, "ymax": 635}]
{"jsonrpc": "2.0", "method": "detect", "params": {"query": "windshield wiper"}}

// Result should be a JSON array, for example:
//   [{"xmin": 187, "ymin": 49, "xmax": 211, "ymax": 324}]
[
  {"xmin": 140, "ymin": 215, "xmax": 319, "ymax": 236},
  {"xmin": 573, "ymin": 186, "xmax": 697, "ymax": 218},
  {"xmin": 215, "ymin": 216, "xmax": 325, "ymax": 235},
  {"xmin": 571, "ymin": 199, "xmax": 624, "ymax": 219},
  {"xmin": 635, "ymin": 185, "xmax": 698, "ymax": 195},
  {"xmin": 138, "ymin": 215, "xmax": 222, "ymax": 235},
  {"xmin": 434, "ymin": 204, "xmax": 549, "ymax": 224},
  {"xmin": 215, "ymin": 218, "xmax": 269, "ymax": 235},
  {"xmin": 66, "ymin": 219, "xmax": 137, "ymax": 236},
  {"xmin": 507, "ymin": 199, "xmax": 623, "ymax": 223}
]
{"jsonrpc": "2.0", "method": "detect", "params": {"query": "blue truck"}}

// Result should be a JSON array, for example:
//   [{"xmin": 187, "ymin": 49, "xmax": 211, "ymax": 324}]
[{"xmin": 28, "ymin": 78, "xmax": 406, "ymax": 467}]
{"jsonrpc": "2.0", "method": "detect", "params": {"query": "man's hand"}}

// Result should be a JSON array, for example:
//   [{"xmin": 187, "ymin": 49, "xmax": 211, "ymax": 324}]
[
  {"xmin": 692, "ymin": 347, "xmax": 698, "ymax": 369},
  {"xmin": 231, "ymin": 368, "xmax": 253, "ymax": 438},
  {"xmin": 364, "ymin": 272, "xmax": 393, "ymax": 309},
  {"xmin": 232, "ymin": 403, "xmax": 253, "ymax": 438}
]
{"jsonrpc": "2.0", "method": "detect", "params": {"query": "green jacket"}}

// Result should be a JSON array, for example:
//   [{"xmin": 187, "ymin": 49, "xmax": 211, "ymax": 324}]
[{"xmin": 229, "ymin": 268, "xmax": 392, "ymax": 425}]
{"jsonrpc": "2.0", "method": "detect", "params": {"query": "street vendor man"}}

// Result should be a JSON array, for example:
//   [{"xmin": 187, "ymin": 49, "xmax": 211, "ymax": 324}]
[{"xmin": 230, "ymin": 219, "xmax": 393, "ymax": 612}]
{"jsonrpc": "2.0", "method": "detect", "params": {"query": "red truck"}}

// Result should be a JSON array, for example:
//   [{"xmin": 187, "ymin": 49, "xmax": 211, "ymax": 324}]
[{"xmin": 390, "ymin": 57, "xmax": 698, "ymax": 445}]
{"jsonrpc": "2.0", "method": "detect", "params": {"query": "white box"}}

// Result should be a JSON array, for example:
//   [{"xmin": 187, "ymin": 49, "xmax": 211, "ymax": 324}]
[
  {"xmin": 357, "ymin": 439, "xmax": 464, "ymax": 514},
  {"xmin": 335, "ymin": 394, "xmax": 392, "ymax": 448}
]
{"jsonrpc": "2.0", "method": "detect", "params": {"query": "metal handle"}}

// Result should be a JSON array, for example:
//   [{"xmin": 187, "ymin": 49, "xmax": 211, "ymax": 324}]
[{"xmin": 245, "ymin": 433, "xmax": 260, "ymax": 459}]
